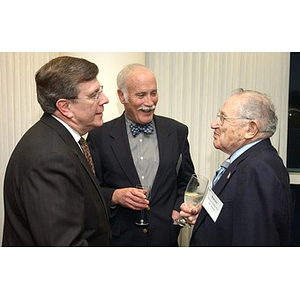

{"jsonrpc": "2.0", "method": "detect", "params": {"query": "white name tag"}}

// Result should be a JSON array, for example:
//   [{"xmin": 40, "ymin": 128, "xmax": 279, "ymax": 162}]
[{"xmin": 202, "ymin": 187, "xmax": 223, "ymax": 222}]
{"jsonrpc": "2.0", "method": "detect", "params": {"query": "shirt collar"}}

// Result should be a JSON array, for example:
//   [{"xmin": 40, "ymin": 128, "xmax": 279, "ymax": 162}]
[
  {"xmin": 51, "ymin": 115, "xmax": 81, "ymax": 143},
  {"xmin": 230, "ymin": 139, "xmax": 263, "ymax": 163},
  {"xmin": 124, "ymin": 114, "xmax": 155, "ymax": 134}
]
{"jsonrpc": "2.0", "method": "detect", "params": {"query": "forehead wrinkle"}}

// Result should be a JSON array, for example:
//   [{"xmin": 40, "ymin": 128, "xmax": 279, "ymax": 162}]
[{"xmin": 222, "ymin": 96, "xmax": 242, "ymax": 116}]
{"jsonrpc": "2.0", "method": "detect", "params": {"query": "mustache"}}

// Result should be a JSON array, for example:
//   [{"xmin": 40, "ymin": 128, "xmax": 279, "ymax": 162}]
[{"xmin": 137, "ymin": 105, "xmax": 156, "ymax": 112}]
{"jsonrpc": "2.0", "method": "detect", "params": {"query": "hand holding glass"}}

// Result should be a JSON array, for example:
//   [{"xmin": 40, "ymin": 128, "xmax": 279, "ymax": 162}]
[
  {"xmin": 176, "ymin": 174, "xmax": 209, "ymax": 227},
  {"xmin": 135, "ymin": 184, "xmax": 151, "ymax": 226}
]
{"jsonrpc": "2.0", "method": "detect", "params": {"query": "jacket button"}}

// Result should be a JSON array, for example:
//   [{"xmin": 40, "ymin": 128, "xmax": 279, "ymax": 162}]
[{"xmin": 142, "ymin": 228, "xmax": 148, "ymax": 234}]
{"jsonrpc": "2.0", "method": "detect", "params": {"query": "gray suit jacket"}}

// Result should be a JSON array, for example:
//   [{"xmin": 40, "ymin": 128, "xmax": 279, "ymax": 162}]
[{"xmin": 3, "ymin": 113, "xmax": 111, "ymax": 246}]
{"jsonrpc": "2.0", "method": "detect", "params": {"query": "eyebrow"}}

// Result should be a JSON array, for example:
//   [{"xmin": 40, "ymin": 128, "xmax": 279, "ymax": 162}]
[
  {"xmin": 88, "ymin": 86, "xmax": 101, "ymax": 97},
  {"xmin": 89, "ymin": 90, "xmax": 98, "ymax": 97}
]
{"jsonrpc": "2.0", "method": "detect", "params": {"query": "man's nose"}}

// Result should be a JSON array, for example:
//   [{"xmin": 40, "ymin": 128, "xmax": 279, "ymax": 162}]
[
  {"xmin": 211, "ymin": 117, "xmax": 220, "ymax": 129},
  {"xmin": 99, "ymin": 92, "xmax": 109, "ymax": 105}
]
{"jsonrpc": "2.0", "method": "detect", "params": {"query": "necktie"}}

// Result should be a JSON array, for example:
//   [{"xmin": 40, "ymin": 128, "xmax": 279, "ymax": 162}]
[
  {"xmin": 79, "ymin": 137, "xmax": 95, "ymax": 174},
  {"xmin": 212, "ymin": 158, "xmax": 231, "ymax": 187},
  {"xmin": 130, "ymin": 122, "xmax": 154, "ymax": 137}
]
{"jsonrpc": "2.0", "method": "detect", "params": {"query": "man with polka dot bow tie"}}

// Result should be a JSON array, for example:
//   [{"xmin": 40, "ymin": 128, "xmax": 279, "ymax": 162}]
[{"xmin": 88, "ymin": 64, "xmax": 195, "ymax": 246}]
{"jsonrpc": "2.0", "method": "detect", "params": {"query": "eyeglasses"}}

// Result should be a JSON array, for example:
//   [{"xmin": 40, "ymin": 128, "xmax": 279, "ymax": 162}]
[
  {"xmin": 216, "ymin": 112, "xmax": 249, "ymax": 125},
  {"xmin": 69, "ymin": 85, "xmax": 103, "ymax": 101}
]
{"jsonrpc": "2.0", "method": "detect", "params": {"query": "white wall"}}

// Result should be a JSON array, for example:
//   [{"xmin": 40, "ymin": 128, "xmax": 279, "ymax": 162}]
[{"xmin": 0, "ymin": 52, "xmax": 145, "ymax": 245}]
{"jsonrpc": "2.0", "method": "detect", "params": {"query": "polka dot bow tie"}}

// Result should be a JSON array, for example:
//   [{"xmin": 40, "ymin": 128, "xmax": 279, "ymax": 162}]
[{"xmin": 130, "ymin": 122, "xmax": 154, "ymax": 137}]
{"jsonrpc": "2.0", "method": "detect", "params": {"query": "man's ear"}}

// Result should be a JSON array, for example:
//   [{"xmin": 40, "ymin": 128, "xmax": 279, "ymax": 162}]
[
  {"xmin": 245, "ymin": 120, "xmax": 259, "ymax": 139},
  {"xmin": 117, "ymin": 89, "xmax": 126, "ymax": 104},
  {"xmin": 55, "ymin": 99, "xmax": 73, "ymax": 118}
]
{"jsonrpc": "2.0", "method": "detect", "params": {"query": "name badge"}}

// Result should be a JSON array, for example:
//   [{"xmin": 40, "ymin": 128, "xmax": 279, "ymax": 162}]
[{"xmin": 202, "ymin": 187, "xmax": 223, "ymax": 222}]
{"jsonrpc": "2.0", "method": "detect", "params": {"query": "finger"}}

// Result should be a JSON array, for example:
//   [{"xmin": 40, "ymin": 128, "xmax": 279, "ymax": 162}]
[
  {"xmin": 122, "ymin": 201, "xmax": 148, "ymax": 210},
  {"xmin": 190, "ymin": 207, "xmax": 200, "ymax": 215},
  {"xmin": 188, "ymin": 219, "xmax": 197, "ymax": 225},
  {"xmin": 131, "ymin": 193, "xmax": 149, "ymax": 205},
  {"xmin": 180, "ymin": 211, "xmax": 192, "ymax": 218},
  {"xmin": 132, "ymin": 189, "xmax": 150, "ymax": 201},
  {"xmin": 179, "ymin": 202, "xmax": 191, "ymax": 213},
  {"xmin": 121, "ymin": 197, "xmax": 149, "ymax": 210}
]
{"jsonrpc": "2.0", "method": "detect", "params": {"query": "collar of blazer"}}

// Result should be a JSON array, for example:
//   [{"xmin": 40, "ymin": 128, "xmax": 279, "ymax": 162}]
[
  {"xmin": 107, "ymin": 113, "xmax": 177, "ymax": 201},
  {"xmin": 213, "ymin": 138, "xmax": 272, "ymax": 194}
]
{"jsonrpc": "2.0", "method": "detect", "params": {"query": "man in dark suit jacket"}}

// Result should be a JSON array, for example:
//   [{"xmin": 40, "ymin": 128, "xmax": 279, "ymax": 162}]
[
  {"xmin": 2, "ymin": 56, "xmax": 111, "ymax": 246},
  {"xmin": 180, "ymin": 89, "xmax": 293, "ymax": 246},
  {"xmin": 88, "ymin": 64, "xmax": 194, "ymax": 246}
]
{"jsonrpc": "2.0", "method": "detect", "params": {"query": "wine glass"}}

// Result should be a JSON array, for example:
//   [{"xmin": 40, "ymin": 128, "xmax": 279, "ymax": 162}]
[
  {"xmin": 175, "ymin": 174, "xmax": 209, "ymax": 227},
  {"xmin": 135, "ymin": 184, "xmax": 151, "ymax": 226}
]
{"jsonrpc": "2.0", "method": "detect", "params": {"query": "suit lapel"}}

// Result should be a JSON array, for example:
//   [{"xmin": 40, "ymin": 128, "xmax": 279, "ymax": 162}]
[
  {"xmin": 213, "ymin": 163, "xmax": 237, "ymax": 195},
  {"xmin": 213, "ymin": 140, "xmax": 272, "ymax": 195},
  {"xmin": 150, "ymin": 116, "xmax": 174, "ymax": 201},
  {"xmin": 192, "ymin": 158, "xmax": 238, "ymax": 236},
  {"xmin": 40, "ymin": 114, "xmax": 109, "ymax": 216},
  {"xmin": 106, "ymin": 115, "xmax": 175, "ymax": 197},
  {"xmin": 108, "ymin": 115, "xmax": 140, "ymax": 186}
]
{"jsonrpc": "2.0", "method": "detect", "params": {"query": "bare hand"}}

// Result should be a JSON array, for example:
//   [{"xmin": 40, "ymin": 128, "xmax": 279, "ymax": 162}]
[
  {"xmin": 179, "ymin": 202, "xmax": 202, "ymax": 225},
  {"xmin": 112, "ymin": 188, "xmax": 150, "ymax": 210}
]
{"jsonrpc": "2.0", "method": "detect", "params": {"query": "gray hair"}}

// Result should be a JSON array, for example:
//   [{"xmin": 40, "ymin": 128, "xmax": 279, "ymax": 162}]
[
  {"xmin": 232, "ymin": 88, "xmax": 278, "ymax": 137},
  {"xmin": 117, "ymin": 63, "xmax": 155, "ymax": 100}
]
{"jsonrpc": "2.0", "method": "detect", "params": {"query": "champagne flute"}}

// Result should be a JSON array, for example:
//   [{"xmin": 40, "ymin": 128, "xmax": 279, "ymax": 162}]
[
  {"xmin": 176, "ymin": 174, "xmax": 209, "ymax": 227},
  {"xmin": 135, "ymin": 184, "xmax": 151, "ymax": 226}
]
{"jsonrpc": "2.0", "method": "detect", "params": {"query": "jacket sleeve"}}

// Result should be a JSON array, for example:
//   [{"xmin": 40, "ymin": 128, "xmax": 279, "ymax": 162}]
[
  {"xmin": 173, "ymin": 125, "xmax": 195, "ymax": 211},
  {"xmin": 21, "ymin": 153, "xmax": 88, "ymax": 246},
  {"xmin": 87, "ymin": 130, "xmax": 116, "ymax": 210}
]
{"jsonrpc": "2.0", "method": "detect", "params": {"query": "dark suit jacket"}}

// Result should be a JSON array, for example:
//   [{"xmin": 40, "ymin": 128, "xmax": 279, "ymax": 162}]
[
  {"xmin": 2, "ymin": 113, "xmax": 111, "ymax": 246},
  {"xmin": 87, "ymin": 113, "xmax": 195, "ymax": 246},
  {"xmin": 190, "ymin": 138, "xmax": 293, "ymax": 246}
]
